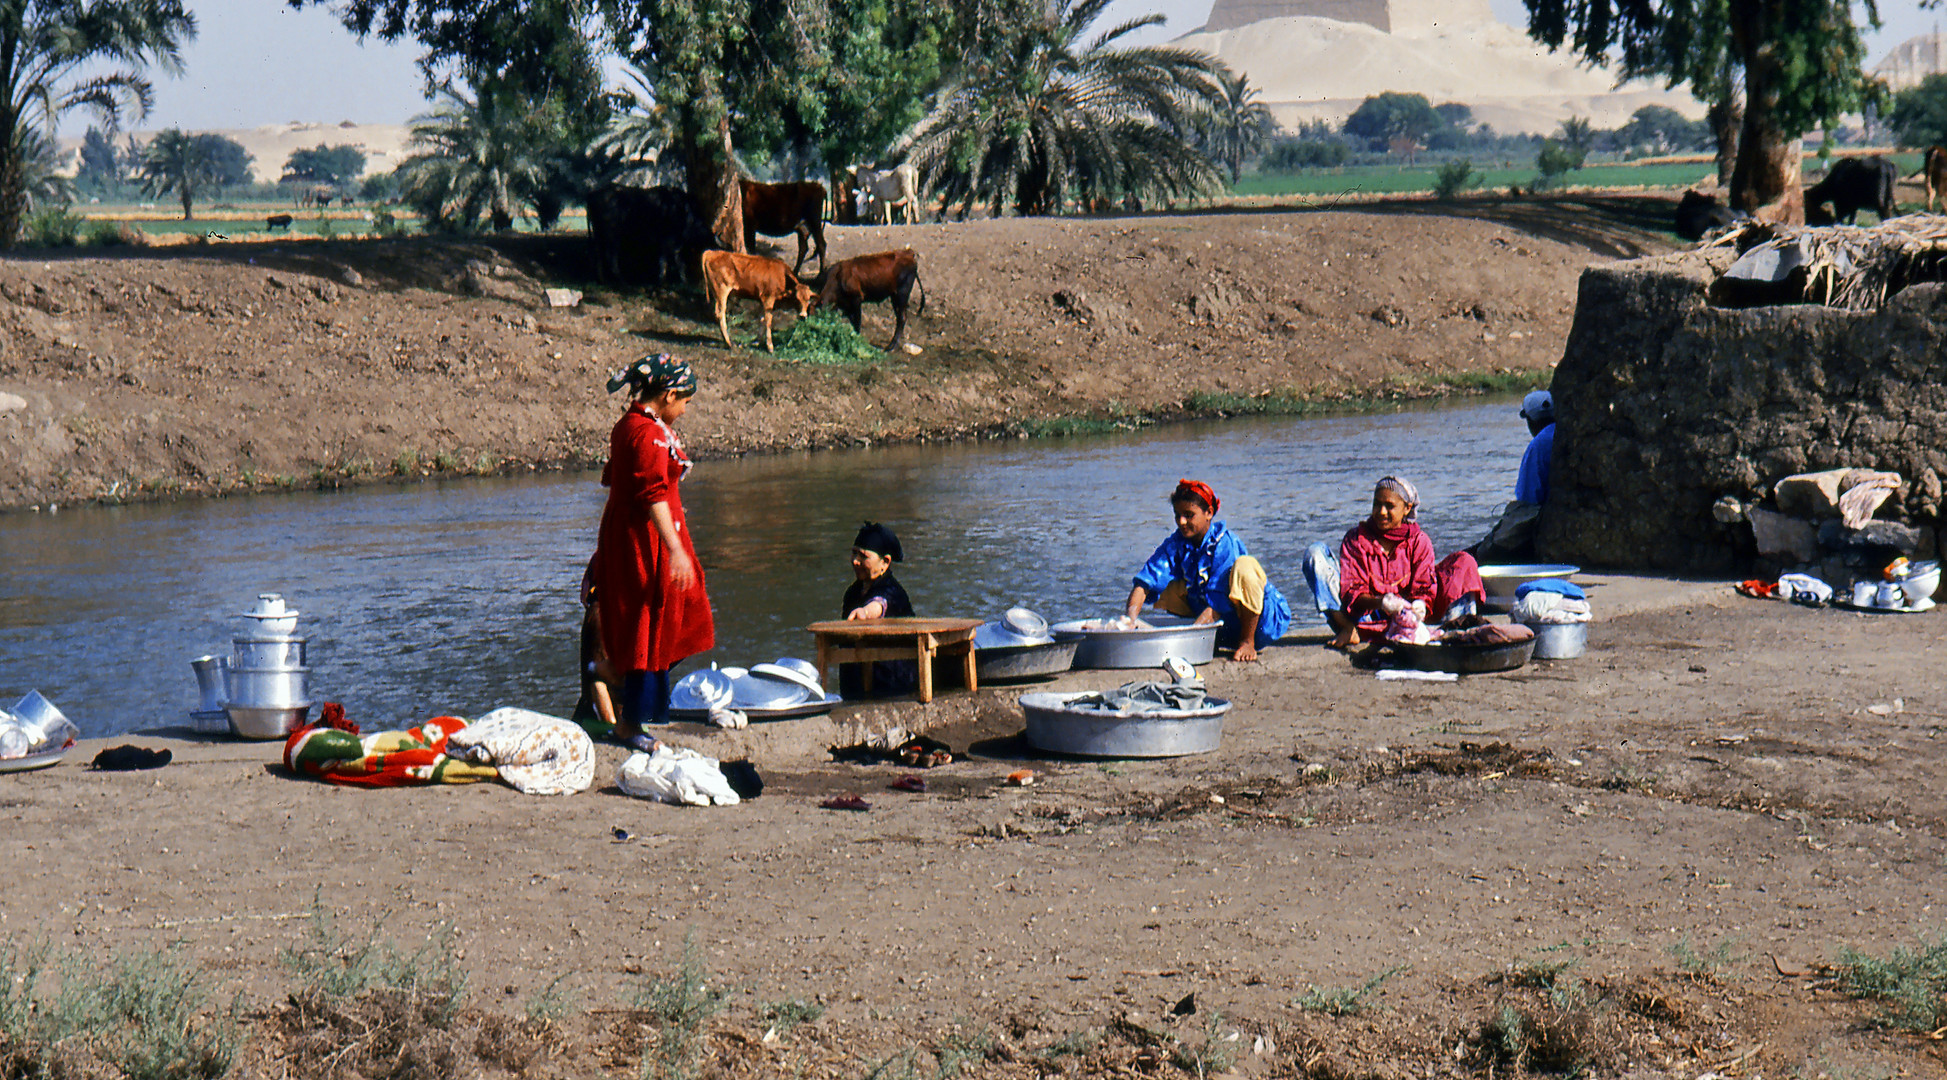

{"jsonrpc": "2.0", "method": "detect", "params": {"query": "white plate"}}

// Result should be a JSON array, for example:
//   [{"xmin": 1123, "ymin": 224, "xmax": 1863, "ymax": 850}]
[
  {"xmin": 1833, "ymin": 597, "xmax": 1937, "ymax": 615},
  {"xmin": 749, "ymin": 663, "xmax": 823, "ymax": 696},
  {"xmin": 730, "ymin": 672, "xmax": 811, "ymax": 709},
  {"xmin": 0, "ymin": 747, "xmax": 66, "ymax": 773}
]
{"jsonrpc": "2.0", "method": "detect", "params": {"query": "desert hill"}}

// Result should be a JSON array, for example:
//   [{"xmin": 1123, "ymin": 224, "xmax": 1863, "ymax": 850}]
[
  {"xmin": 59, "ymin": 121, "xmax": 412, "ymax": 185},
  {"xmin": 1175, "ymin": 8, "xmax": 1704, "ymax": 135}
]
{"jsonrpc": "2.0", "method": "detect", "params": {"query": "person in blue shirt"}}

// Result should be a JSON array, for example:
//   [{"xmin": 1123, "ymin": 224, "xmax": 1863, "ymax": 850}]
[
  {"xmin": 1123, "ymin": 479, "xmax": 1291, "ymax": 662},
  {"xmin": 1472, "ymin": 390, "xmax": 1555, "ymax": 561}
]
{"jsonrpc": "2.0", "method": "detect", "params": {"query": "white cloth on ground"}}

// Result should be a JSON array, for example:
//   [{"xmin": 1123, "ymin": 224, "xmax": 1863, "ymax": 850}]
[
  {"xmin": 1776, "ymin": 573, "xmax": 1834, "ymax": 604},
  {"xmin": 446, "ymin": 707, "xmax": 596, "ymax": 795},
  {"xmin": 1376, "ymin": 669, "xmax": 1458, "ymax": 682},
  {"xmin": 617, "ymin": 746, "xmax": 741, "ymax": 806}
]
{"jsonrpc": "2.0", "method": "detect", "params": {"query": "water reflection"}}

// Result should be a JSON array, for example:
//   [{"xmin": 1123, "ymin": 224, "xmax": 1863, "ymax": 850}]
[{"xmin": 0, "ymin": 400, "xmax": 1528, "ymax": 738}]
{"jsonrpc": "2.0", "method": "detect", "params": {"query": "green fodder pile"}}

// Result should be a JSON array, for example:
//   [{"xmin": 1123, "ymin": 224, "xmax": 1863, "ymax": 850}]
[{"xmin": 775, "ymin": 309, "xmax": 880, "ymax": 365}]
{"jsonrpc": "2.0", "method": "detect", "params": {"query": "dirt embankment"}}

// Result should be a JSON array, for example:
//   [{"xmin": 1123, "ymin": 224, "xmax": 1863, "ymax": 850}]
[
  {"xmin": 5, "ymin": 585, "xmax": 1944, "ymax": 1078},
  {"xmin": 0, "ymin": 196, "xmax": 1679, "ymax": 510}
]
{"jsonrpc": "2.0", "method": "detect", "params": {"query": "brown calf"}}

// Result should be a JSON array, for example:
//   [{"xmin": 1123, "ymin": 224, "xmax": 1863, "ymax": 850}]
[
  {"xmin": 701, "ymin": 250, "xmax": 814, "ymax": 353},
  {"xmin": 815, "ymin": 248, "xmax": 925, "ymax": 350},
  {"xmin": 738, "ymin": 179, "xmax": 827, "ymax": 275}
]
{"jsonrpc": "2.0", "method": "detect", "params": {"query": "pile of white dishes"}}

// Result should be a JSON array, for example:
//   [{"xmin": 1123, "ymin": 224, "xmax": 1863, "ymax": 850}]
[
  {"xmin": 0, "ymin": 691, "xmax": 79, "ymax": 762},
  {"xmin": 671, "ymin": 657, "xmax": 835, "ymax": 717},
  {"xmin": 206, "ymin": 593, "xmax": 314, "ymax": 739},
  {"xmin": 973, "ymin": 607, "xmax": 1053, "ymax": 649}
]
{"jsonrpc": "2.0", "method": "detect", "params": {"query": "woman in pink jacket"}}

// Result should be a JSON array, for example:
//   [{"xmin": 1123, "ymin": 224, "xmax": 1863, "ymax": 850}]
[{"xmin": 1300, "ymin": 476, "xmax": 1484, "ymax": 648}]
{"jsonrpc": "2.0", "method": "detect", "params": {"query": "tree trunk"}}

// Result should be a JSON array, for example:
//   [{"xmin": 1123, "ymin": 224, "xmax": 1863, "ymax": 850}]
[
  {"xmin": 1708, "ymin": 94, "xmax": 1741, "ymax": 189},
  {"xmin": 0, "ymin": 106, "xmax": 26, "ymax": 247},
  {"xmin": 180, "ymin": 182, "xmax": 194, "ymax": 221},
  {"xmin": 1727, "ymin": 0, "xmax": 1801, "ymax": 223},
  {"xmin": 831, "ymin": 167, "xmax": 856, "ymax": 226},
  {"xmin": 686, "ymin": 112, "xmax": 744, "ymax": 253}
]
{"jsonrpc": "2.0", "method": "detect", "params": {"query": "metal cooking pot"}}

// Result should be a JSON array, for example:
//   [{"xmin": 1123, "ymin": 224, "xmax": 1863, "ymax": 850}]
[
  {"xmin": 227, "ymin": 703, "xmax": 310, "ymax": 740},
  {"xmin": 1020, "ymin": 691, "xmax": 1228, "ymax": 757},
  {"xmin": 190, "ymin": 655, "xmax": 230, "ymax": 711},
  {"xmin": 1050, "ymin": 617, "xmax": 1218, "ymax": 669},
  {"xmin": 974, "ymin": 637, "xmax": 1080, "ymax": 682},
  {"xmin": 225, "ymin": 666, "xmax": 312, "ymax": 708},
  {"xmin": 11, "ymin": 691, "xmax": 78, "ymax": 750},
  {"xmin": 232, "ymin": 636, "xmax": 306, "ymax": 670},
  {"xmin": 1389, "ymin": 637, "xmax": 1535, "ymax": 674}
]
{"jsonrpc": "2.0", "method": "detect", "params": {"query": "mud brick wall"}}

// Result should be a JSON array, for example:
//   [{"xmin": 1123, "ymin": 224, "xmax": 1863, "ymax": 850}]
[{"xmin": 1537, "ymin": 251, "xmax": 1947, "ymax": 572}]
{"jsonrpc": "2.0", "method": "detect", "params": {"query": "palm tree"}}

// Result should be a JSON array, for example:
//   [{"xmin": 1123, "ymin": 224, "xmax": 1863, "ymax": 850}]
[
  {"xmin": 0, "ymin": 0, "xmax": 194, "ymax": 245},
  {"xmin": 589, "ymin": 65, "xmax": 685, "ymax": 188},
  {"xmin": 398, "ymin": 79, "xmax": 574, "ymax": 232},
  {"xmin": 902, "ymin": 0, "xmax": 1227, "ymax": 217},
  {"xmin": 14, "ymin": 126, "xmax": 75, "ymax": 214},
  {"xmin": 137, "ymin": 128, "xmax": 216, "ymax": 220},
  {"xmin": 1206, "ymin": 70, "xmax": 1277, "ymax": 186}
]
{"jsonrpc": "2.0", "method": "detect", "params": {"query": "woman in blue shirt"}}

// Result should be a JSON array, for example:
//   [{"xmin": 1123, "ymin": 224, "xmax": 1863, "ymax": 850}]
[{"xmin": 1123, "ymin": 479, "xmax": 1290, "ymax": 662}]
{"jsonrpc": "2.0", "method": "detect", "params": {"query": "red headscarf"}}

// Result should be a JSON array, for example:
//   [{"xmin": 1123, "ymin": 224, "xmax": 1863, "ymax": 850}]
[{"xmin": 1172, "ymin": 479, "xmax": 1220, "ymax": 515}]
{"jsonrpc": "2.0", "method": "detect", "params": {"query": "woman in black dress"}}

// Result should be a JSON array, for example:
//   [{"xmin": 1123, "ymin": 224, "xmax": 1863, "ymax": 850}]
[{"xmin": 839, "ymin": 522, "xmax": 917, "ymax": 698}]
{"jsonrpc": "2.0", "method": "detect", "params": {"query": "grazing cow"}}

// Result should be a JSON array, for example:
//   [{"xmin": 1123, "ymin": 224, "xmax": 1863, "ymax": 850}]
[
  {"xmin": 265, "ymin": 213, "xmax": 295, "ymax": 232},
  {"xmin": 701, "ymin": 250, "xmax": 814, "ymax": 353},
  {"xmin": 1805, "ymin": 156, "xmax": 1898, "ymax": 226},
  {"xmin": 585, "ymin": 184, "xmax": 714, "ymax": 287},
  {"xmin": 852, "ymin": 164, "xmax": 921, "ymax": 225},
  {"xmin": 1673, "ymin": 190, "xmax": 1741, "ymax": 241},
  {"xmin": 739, "ymin": 179, "xmax": 827, "ymax": 275},
  {"xmin": 1925, "ymin": 146, "xmax": 1947, "ymax": 213},
  {"xmin": 815, "ymin": 248, "xmax": 926, "ymax": 350}
]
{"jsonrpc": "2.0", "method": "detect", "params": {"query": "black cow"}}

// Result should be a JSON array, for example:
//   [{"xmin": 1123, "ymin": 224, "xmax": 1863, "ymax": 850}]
[
  {"xmin": 1674, "ymin": 190, "xmax": 1740, "ymax": 241},
  {"xmin": 1805, "ymin": 156, "xmax": 1898, "ymax": 226},
  {"xmin": 586, "ymin": 184, "xmax": 715, "ymax": 287},
  {"xmin": 265, "ymin": 213, "xmax": 294, "ymax": 232}
]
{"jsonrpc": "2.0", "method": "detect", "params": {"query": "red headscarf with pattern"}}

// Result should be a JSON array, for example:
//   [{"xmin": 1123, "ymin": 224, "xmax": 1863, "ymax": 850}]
[{"xmin": 1171, "ymin": 479, "xmax": 1219, "ymax": 516}]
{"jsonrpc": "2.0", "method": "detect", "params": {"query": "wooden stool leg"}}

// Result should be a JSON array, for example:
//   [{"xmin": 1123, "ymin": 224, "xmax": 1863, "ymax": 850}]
[
  {"xmin": 815, "ymin": 637, "xmax": 830, "ymax": 696},
  {"xmin": 961, "ymin": 640, "xmax": 977, "ymax": 693},
  {"xmin": 915, "ymin": 635, "xmax": 934, "ymax": 704}
]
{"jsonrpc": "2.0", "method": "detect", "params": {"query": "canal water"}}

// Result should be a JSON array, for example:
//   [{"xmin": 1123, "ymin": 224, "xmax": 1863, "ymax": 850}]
[{"xmin": 0, "ymin": 401, "xmax": 1529, "ymax": 739}]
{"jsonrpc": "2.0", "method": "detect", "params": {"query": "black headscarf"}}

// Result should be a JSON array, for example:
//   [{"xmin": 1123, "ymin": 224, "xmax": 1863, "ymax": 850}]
[{"xmin": 853, "ymin": 522, "xmax": 903, "ymax": 562}]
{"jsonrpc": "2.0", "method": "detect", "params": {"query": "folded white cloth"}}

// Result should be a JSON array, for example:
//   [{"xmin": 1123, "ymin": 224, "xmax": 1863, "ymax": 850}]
[
  {"xmin": 1376, "ymin": 669, "xmax": 1458, "ymax": 682},
  {"xmin": 617, "ymin": 746, "xmax": 741, "ymax": 806}
]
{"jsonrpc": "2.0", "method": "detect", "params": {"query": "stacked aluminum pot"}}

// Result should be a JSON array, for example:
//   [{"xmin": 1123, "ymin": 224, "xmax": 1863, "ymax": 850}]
[{"xmin": 222, "ymin": 593, "xmax": 313, "ymax": 739}]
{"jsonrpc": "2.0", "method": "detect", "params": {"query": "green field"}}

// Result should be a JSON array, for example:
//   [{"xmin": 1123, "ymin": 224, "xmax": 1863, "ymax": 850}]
[{"xmin": 1230, "ymin": 151, "xmax": 1930, "ymax": 201}]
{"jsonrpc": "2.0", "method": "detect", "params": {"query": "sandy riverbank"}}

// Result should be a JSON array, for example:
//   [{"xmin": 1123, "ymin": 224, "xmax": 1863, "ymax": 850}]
[
  {"xmin": 3, "ymin": 576, "xmax": 1942, "ymax": 1078},
  {"xmin": 0, "ymin": 195, "xmax": 1679, "ymax": 511}
]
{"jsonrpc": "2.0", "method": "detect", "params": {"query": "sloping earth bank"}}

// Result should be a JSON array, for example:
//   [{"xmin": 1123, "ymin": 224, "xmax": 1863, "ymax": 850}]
[
  {"xmin": 0, "ymin": 196, "xmax": 1676, "ymax": 510},
  {"xmin": 4, "ymin": 586, "xmax": 1943, "ymax": 1078}
]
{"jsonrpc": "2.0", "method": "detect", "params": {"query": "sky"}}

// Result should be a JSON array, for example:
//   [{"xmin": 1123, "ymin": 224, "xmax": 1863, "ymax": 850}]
[{"xmin": 72, "ymin": 0, "xmax": 1947, "ymax": 135}]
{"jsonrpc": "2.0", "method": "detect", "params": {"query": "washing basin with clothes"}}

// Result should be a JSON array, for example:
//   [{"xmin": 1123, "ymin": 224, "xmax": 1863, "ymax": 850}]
[
  {"xmin": 1020, "ymin": 689, "xmax": 1228, "ymax": 757},
  {"xmin": 1476, "ymin": 564, "xmax": 1579, "ymax": 612}
]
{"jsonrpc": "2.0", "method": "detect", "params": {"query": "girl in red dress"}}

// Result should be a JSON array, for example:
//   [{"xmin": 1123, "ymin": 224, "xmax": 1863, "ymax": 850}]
[{"xmin": 591, "ymin": 354, "xmax": 715, "ymax": 751}]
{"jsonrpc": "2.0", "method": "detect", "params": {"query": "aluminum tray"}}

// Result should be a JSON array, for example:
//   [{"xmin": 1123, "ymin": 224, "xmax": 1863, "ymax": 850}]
[
  {"xmin": 975, "ymin": 638, "xmax": 1080, "ymax": 682},
  {"xmin": 1020, "ymin": 691, "xmax": 1228, "ymax": 757},
  {"xmin": 1050, "ymin": 617, "xmax": 1219, "ymax": 669},
  {"xmin": 0, "ymin": 747, "xmax": 66, "ymax": 773},
  {"xmin": 667, "ymin": 694, "xmax": 841, "ymax": 724},
  {"xmin": 1388, "ymin": 637, "xmax": 1535, "ymax": 674}
]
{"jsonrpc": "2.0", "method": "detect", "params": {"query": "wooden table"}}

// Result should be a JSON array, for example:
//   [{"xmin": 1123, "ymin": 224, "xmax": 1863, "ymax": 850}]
[{"xmin": 807, "ymin": 617, "xmax": 984, "ymax": 704}]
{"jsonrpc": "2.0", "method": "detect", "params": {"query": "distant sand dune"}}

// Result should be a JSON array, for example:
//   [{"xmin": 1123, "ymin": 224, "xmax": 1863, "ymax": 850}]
[
  {"xmin": 58, "ymin": 121, "xmax": 413, "ymax": 185},
  {"xmin": 1175, "ymin": 15, "xmax": 1704, "ymax": 135}
]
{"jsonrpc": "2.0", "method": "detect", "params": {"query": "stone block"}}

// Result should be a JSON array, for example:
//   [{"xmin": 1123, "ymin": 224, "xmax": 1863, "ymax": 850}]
[{"xmin": 1748, "ymin": 508, "xmax": 1819, "ymax": 563}]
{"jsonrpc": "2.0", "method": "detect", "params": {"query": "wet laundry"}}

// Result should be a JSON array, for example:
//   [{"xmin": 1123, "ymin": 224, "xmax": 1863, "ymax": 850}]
[{"xmin": 617, "ymin": 746, "xmax": 742, "ymax": 806}]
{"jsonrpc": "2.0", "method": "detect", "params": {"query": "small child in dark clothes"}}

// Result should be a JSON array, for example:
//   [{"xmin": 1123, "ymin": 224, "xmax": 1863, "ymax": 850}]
[{"xmin": 838, "ymin": 521, "xmax": 917, "ymax": 698}]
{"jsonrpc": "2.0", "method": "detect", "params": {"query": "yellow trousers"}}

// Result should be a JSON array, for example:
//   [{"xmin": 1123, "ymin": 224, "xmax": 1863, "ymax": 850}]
[{"xmin": 1156, "ymin": 556, "xmax": 1267, "ymax": 619}]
